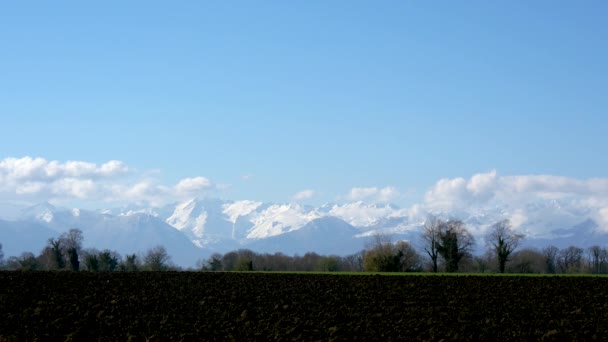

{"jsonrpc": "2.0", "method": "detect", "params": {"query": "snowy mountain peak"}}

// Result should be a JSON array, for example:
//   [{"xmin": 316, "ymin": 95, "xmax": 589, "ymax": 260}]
[
  {"xmin": 167, "ymin": 199, "xmax": 199, "ymax": 231},
  {"xmin": 247, "ymin": 203, "xmax": 322, "ymax": 239},
  {"xmin": 178, "ymin": 198, "xmax": 197, "ymax": 211},
  {"xmin": 222, "ymin": 200, "xmax": 262, "ymax": 224},
  {"xmin": 20, "ymin": 202, "xmax": 59, "ymax": 223}
]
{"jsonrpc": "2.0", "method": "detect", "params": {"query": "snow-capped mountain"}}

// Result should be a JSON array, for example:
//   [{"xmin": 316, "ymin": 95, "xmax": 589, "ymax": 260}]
[
  {"xmin": 247, "ymin": 216, "xmax": 365, "ymax": 255},
  {"xmin": 2, "ymin": 197, "xmax": 608, "ymax": 267},
  {"xmin": 11, "ymin": 203, "xmax": 203, "ymax": 267}
]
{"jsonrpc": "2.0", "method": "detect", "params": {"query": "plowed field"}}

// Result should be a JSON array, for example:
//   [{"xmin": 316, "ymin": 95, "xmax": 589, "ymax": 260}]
[{"xmin": 1, "ymin": 272, "xmax": 608, "ymax": 341}]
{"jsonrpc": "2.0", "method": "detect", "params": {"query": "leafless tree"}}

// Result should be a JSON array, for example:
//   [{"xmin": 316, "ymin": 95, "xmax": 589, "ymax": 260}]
[
  {"xmin": 221, "ymin": 251, "xmax": 239, "ymax": 271},
  {"xmin": 342, "ymin": 251, "xmax": 365, "ymax": 272},
  {"xmin": 143, "ymin": 245, "xmax": 171, "ymax": 271},
  {"xmin": 363, "ymin": 234, "xmax": 400, "ymax": 272},
  {"xmin": 205, "ymin": 253, "xmax": 222, "ymax": 271},
  {"xmin": 363, "ymin": 234, "xmax": 422, "ymax": 272},
  {"xmin": 98, "ymin": 249, "xmax": 121, "ymax": 271},
  {"xmin": 557, "ymin": 246, "xmax": 585, "ymax": 273},
  {"xmin": 587, "ymin": 245, "xmax": 608, "ymax": 274},
  {"xmin": 542, "ymin": 245, "xmax": 559, "ymax": 274},
  {"xmin": 485, "ymin": 219, "xmax": 524, "ymax": 273},
  {"xmin": 421, "ymin": 215, "xmax": 441, "ymax": 272},
  {"xmin": 395, "ymin": 240, "xmax": 422, "ymax": 272},
  {"xmin": 46, "ymin": 238, "xmax": 65, "ymax": 270},
  {"xmin": 507, "ymin": 248, "xmax": 545, "ymax": 274},
  {"xmin": 5, "ymin": 252, "xmax": 39, "ymax": 270},
  {"xmin": 436, "ymin": 220, "xmax": 475, "ymax": 272},
  {"xmin": 122, "ymin": 253, "xmax": 139, "ymax": 271},
  {"xmin": 59, "ymin": 229, "xmax": 84, "ymax": 252},
  {"xmin": 59, "ymin": 229, "xmax": 84, "ymax": 271}
]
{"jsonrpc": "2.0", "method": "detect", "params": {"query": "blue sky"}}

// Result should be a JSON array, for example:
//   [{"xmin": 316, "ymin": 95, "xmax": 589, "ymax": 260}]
[{"xmin": 1, "ymin": 1, "xmax": 607, "ymax": 207}]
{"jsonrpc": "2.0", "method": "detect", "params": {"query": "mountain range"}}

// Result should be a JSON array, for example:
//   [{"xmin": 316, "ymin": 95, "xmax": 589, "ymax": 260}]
[{"xmin": 1, "ymin": 198, "xmax": 607, "ymax": 268}]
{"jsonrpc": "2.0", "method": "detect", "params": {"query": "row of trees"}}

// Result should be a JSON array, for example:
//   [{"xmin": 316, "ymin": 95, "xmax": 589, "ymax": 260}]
[
  {"xmin": 199, "ymin": 217, "xmax": 608, "ymax": 274},
  {"xmin": 422, "ymin": 218, "xmax": 523, "ymax": 273},
  {"xmin": 0, "ymin": 229, "xmax": 174, "ymax": 272},
  {"xmin": 200, "ymin": 249, "xmax": 362, "ymax": 272},
  {"xmin": 199, "ymin": 241, "xmax": 608, "ymax": 275},
  {"xmin": 2, "ymin": 218, "xmax": 608, "ymax": 274}
]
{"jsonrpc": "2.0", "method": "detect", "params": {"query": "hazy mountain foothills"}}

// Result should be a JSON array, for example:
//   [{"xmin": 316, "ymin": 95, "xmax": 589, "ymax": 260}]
[{"xmin": 0, "ymin": 197, "xmax": 607, "ymax": 268}]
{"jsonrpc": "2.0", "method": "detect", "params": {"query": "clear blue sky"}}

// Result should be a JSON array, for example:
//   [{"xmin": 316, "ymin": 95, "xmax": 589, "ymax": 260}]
[{"xmin": 1, "ymin": 1, "xmax": 607, "ymax": 206}]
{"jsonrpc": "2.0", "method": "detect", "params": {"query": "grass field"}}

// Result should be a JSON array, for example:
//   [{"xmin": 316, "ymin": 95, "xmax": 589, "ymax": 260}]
[{"xmin": 2, "ymin": 271, "xmax": 608, "ymax": 340}]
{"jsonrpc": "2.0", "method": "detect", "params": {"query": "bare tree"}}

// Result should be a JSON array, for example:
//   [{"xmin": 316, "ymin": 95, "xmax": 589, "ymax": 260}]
[
  {"xmin": 84, "ymin": 254, "xmax": 100, "ymax": 271},
  {"xmin": 143, "ymin": 245, "xmax": 171, "ymax": 271},
  {"xmin": 507, "ymin": 248, "xmax": 545, "ymax": 274},
  {"xmin": 436, "ymin": 220, "xmax": 475, "ymax": 272},
  {"xmin": 542, "ymin": 245, "xmax": 559, "ymax": 274},
  {"xmin": 421, "ymin": 215, "xmax": 441, "ymax": 272},
  {"xmin": 485, "ymin": 219, "xmax": 524, "ymax": 273},
  {"xmin": 221, "ymin": 251, "xmax": 240, "ymax": 271},
  {"xmin": 204, "ymin": 253, "xmax": 223, "ymax": 271},
  {"xmin": 342, "ymin": 251, "xmax": 365, "ymax": 272},
  {"xmin": 316, "ymin": 256, "xmax": 340, "ymax": 272},
  {"xmin": 363, "ymin": 234, "xmax": 401, "ymax": 272},
  {"xmin": 59, "ymin": 229, "xmax": 84, "ymax": 251},
  {"xmin": 98, "ymin": 250, "xmax": 120, "ymax": 272},
  {"xmin": 395, "ymin": 240, "xmax": 422, "ymax": 272},
  {"xmin": 6, "ymin": 252, "xmax": 39, "ymax": 271},
  {"xmin": 588, "ymin": 245, "xmax": 608, "ymax": 274},
  {"xmin": 557, "ymin": 246, "xmax": 584, "ymax": 273},
  {"xmin": 47, "ymin": 238, "xmax": 65, "ymax": 270},
  {"xmin": 363, "ymin": 234, "xmax": 422, "ymax": 272},
  {"xmin": 122, "ymin": 254, "xmax": 139, "ymax": 272},
  {"xmin": 59, "ymin": 229, "xmax": 84, "ymax": 271}
]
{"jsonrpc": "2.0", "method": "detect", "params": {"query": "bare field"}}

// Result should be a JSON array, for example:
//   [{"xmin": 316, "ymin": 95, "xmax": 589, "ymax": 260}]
[{"xmin": 2, "ymin": 272, "xmax": 608, "ymax": 340}]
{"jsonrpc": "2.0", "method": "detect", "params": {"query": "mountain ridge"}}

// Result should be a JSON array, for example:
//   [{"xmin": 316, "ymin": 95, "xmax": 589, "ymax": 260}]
[{"xmin": 1, "ymin": 197, "xmax": 608, "ymax": 267}]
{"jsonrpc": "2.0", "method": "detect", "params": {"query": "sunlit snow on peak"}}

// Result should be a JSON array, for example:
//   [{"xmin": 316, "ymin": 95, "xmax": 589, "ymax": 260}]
[
  {"xmin": 40, "ymin": 210, "xmax": 54, "ymax": 223},
  {"xmin": 247, "ymin": 203, "xmax": 322, "ymax": 239},
  {"xmin": 222, "ymin": 200, "xmax": 262, "ymax": 224},
  {"xmin": 166, "ymin": 199, "xmax": 198, "ymax": 231}
]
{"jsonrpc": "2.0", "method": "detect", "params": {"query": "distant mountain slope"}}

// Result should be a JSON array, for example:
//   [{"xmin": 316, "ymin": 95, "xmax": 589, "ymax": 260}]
[
  {"xmin": 13, "ymin": 204, "xmax": 204, "ymax": 267},
  {"xmin": 1, "ymin": 198, "xmax": 608, "ymax": 267},
  {"xmin": 246, "ymin": 217, "xmax": 366, "ymax": 255},
  {"xmin": 0, "ymin": 219, "xmax": 57, "ymax": 257}
]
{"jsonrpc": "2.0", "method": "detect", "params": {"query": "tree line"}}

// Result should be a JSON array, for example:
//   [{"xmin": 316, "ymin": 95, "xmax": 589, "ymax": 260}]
[
  {"xmin": 199, "ymin": 217, "xmax": 608, "ymax": 274},
  {"xmin": 1, "ymin": 217, "xmax": 608, "ymax": 274},
  {"xmin": 0, "ymin": 229, "xmax": 174, "ymax": 272}
]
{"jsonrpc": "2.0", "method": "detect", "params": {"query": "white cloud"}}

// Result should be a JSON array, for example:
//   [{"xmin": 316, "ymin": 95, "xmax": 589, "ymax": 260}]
[
  {"xmin": 425, "ymin": 171, "xmax": 608, "ymax": 211},
  {"xmin": 52, "ymin": 178, "xmax": 98, "ymax": 199},
  {"xmin": 329, "ymin": 202, "xmax": 405, "ymax": 227},
  {"xmin": 348, "ymin": 187, "xmax": 378, "ymax": 201},
  {"xmin": 347, "ymin": 186, "xmax": 401, "ymax": 202},
  {"xmin": 0, "ymin": 156, "xmax": 217, "ymax": 206},
  {"xmin": 175, "ymin": 177, "xmax": 213, "ymax": 195},
  {"xmin": 241, "ymin": 174, "xmax": 254, "ymax": 181},
  {"xmin": 377, "ymin": 187, "xmax": 401, "ymax": 202},
  {"xmin": 0, "ymin": 157, "xmax": 130, "ymax": 182},
  {"xmin": 293, "ymin": 189, "xmax": 315, "ymax": 201},
  {"xmin": 421, "ymin": 170, "xmax": 608, "ymax": 232}
]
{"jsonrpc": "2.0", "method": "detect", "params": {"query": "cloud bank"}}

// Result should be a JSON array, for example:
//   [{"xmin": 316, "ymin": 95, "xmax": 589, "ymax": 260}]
[
  {"xmin": 0, "ymin": 157, "xmax": 217, "ymax": 206},
  {"xmin": 423, "ymin": 170, "xmax": 608, "ymax": 210},
  {"xmin": 421, "ymin": 170, "xmax": 608, "ymax": 232},
  {"xmin": 347, "ymin": 186, "xmax": 401, "ymax": 203},
  {"xmin": 3, "ymin": 157, "xmax": 608, "ymax": 232},
  {"xmin": 293, "ymin": 189, "xmax": 315, "ymax": 201}
]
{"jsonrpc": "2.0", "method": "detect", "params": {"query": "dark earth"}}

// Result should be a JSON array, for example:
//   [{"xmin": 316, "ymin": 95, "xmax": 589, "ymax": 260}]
[{"xmin": 1, "ymin": 272, "xmax": 608, "ymax": 341}]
